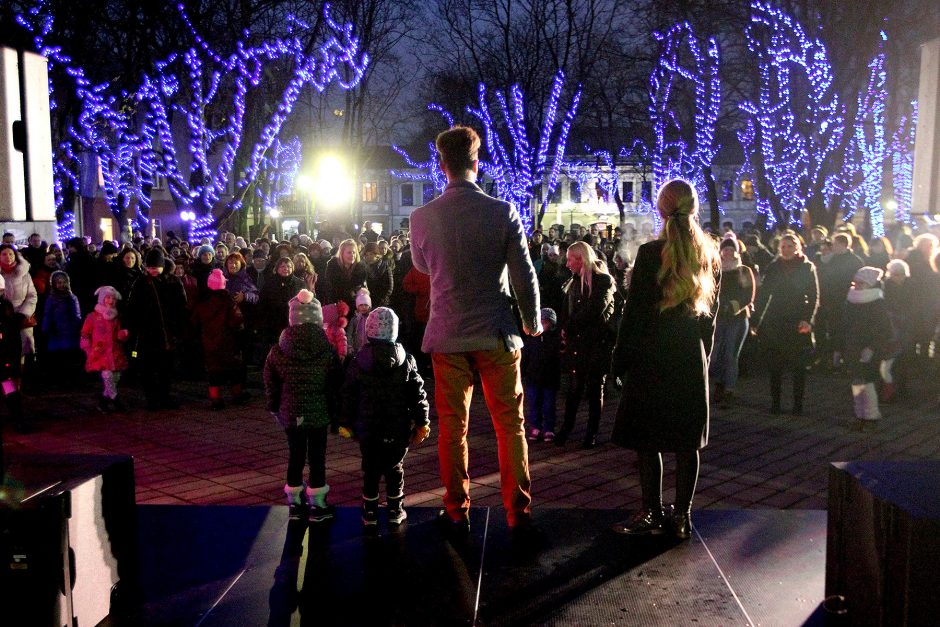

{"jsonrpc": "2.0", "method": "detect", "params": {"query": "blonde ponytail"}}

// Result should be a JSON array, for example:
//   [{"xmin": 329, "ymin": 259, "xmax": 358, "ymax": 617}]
[{"xmin": 656, "ymin": 180, "xmax": 719, "ymax": 316}]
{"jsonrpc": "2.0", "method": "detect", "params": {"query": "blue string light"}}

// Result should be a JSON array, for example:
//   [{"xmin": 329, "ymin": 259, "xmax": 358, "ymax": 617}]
[{"xmin": 891, "ymin": 100, "xmax": 917, "ymax": 226}]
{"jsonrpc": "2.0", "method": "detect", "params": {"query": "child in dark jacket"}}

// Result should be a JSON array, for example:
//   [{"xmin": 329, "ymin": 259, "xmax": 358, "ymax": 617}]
[
  {"xmin": 191, "ymin": 269, "xmax": 247, "ymax": 410},
  {"xmin": 264, "ymin": 289, "xmax": 341, "ymax": 523},
  {"xmin": 522, "ymin": 308, "xmax": 562, "ymax": 442},
  {"xmin": 341, "ymin": 307, "xmax": 430, "ymax": 527},
  {"xmin": 41, "ymin": 270, "xmax": 82, "ymax": 378}
]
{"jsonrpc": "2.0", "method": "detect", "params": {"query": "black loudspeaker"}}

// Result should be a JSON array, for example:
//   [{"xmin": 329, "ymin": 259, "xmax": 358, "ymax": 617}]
[
  {"xmin": 0, "ymin": 455, "xmax": 139, "ymax": 627},
  {"xmin": 827, "ymin": 461, "xmax": 940, "ymax": 626}
]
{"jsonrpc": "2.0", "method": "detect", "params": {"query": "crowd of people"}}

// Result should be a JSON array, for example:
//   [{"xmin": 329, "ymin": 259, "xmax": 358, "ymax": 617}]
[{"xmin": 1, "ymin": 173, "xmax": 935, "ymax": 531}]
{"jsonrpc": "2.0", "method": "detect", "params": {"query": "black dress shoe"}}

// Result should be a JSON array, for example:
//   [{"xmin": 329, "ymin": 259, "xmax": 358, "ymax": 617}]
[
  {"xmin": 436, "ymin": 509, "xmax": 470, "ymax": 536},
  {"xmin": 611, "ymin": 508, "xmax": 666, "ymax": 535}
]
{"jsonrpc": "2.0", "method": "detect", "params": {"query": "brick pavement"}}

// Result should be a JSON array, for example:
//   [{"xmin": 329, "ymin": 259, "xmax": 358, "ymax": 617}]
[{"xmin": 5, "ymin": 366, "xmax": 940, "ymax": 514}]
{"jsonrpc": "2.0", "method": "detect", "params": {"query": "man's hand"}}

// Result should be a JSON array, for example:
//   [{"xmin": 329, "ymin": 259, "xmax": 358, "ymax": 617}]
[
  {"xmin": 524, "ymin": 322, "xmax": 542, "ymax": 337},
  {"xmin": 411, "ymin": 424, "xmax": 431, "ymax": 446}
]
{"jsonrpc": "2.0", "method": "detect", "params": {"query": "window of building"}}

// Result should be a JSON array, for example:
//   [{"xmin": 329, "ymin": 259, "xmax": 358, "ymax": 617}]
[
  {"xmin": 622, "ymin": 181, "xmax": 634, "ymax": 203},
  {"xmin": 400, "ymin": 184, "xmax": 414, "ymax": 207},
  {"xmin": 740, "ymin": 179, "xmax": 754, "ymax": 201},
  {"xmin": 641, "ymin": 181, "xmax": 653, "ymax": 202},
  {"xmin": 569, "ymin": 181, "xmax": 581, "ymax": 203},
  {"xmin": 362, "ymin": 182, "xmax": 377, "ymax": 202},
  {"xmin": 721, "ymin": 179, "xmax": 734, "ymax": 202},
  {"xmin": 422, "ymin": 183, "xmax": 435, "ymax": 204},
  {"xmin": 548, "ymin": 184, "xmax": 562, "ymax": 204}
]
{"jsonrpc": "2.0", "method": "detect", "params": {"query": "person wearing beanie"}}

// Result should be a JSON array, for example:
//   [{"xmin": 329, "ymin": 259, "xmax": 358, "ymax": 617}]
[
  {"xmin": 41, "ymin": 270, "xmax": 83, "ymax": 381},
  {"xmin": 258, "ymin": 256, "xmax": 305, "ymax": 353},
  {"xmin": 347, "ymin": 288, "xmax": 373, "ymax": 355},
  {"xmin": 192, "ymin": 245, "xmax": 221, "ymax": 295},
  {"xmin": 191, "ymin": 268, "xmax": 248, "ymax": 410},
  {"xmin": 126, "ymin": 244, "xmax": 188, "ymax": 409},
  {"xmin": 264, "ymin": 288, "xmax": 341, "ymax": 523},
  {"xmin": 341, "ymin": 306, "xmax": 430, "ymax": 526},
  {"xmin": 248, "ymin": 248, "xmax": 271, "ymax": 291},
  {"xmin": 835, "ymin": 266, "xmax": 891, "ymax": 428},
  {"xmin": 81, "ymin": 286, "xmax": 130, "ymax": 413},
  {"xmin": 363, "ymin": 242, "xmax": 394, "ymax": 308},
  {"xmin": 710, "ymin": 236, "xmax": 756, "ymax": 406},
  {"xmin": 521, "ymin": 307, "xmax": 562, "ymax": 442}
]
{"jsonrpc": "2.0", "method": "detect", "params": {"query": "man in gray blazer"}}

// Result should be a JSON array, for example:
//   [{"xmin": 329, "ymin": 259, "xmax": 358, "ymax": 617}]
[{"xmin": 410, "ymin": 126, "xmax": 541, "ymax": 532}]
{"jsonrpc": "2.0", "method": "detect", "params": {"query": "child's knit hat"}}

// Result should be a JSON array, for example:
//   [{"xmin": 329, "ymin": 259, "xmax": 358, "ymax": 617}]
[
  {"xmin": 207, "ymin": 269, "xmax": 227, "ymax": 291},
  {"xmin": 95, "ymin": 285, "xmax": 121, "ymax": 304},
  {"xmin": 886, "ymin": 259, "xmax": 910, "ymax": 279},
  {"xmin": 355, "ymin": 288, "xmax": 372, "ymax": 309},
  {"xmin": 540, "ymin": 307, "xmax": 557, "ymax": 326},
  {"xmin": 366, "ymin": 307, "xmax": 398, "ymax": 342},
  {"xmin": 321, "ymin": 301, "xmax": 348, "ymax": 326},
  {"xmin": 50, "ymin": 270, "xmax": 72, "ymax": 291},
  {"xmin": 288, "ymin": 289, "xmax": 323, "ymax": 326},
  {"xmin": 197, "ymin": 245, "xmax": 214, "ymax": 258}
]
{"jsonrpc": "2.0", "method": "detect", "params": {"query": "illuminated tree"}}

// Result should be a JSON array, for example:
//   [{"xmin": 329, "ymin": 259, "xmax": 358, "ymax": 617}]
[{"xmin": 890, "ymin": 101, "xmax": 917, "ymax": 227}]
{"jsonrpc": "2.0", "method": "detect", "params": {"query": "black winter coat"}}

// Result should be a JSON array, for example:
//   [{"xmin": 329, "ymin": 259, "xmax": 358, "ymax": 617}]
[
  {"xmin": 0, "ymin": 298, "xmax": 23, "ymax": 379},
  {"xmin": 521, "ymin": 327, "xmax": 562, "ymax": 389},
  {"xmin": 264, "ymin": 323, "xmax": 339, "ymax": 430},
  {"xmin": 125, "ymin": 273, "xmax": 188, "ymax": 357},
  {"xmin": 611, "ymin": 240, "xmax": 719, "ymax": 452},
  {"xmin": 324, "ymin": 258, "xmax": 367, "ymax": 310},
  {"xmin": 753, "ymin": 255, "xmax": 819, "ymax": 363},
  {"xmin": 258, "ymin": 274, "xmax": 305, "ymax": 340},
  {"xmin": 341, "ymin": 341, "xmax": 429, "ymax": 444},
  {"xmin": 836, "ymin": 291, "xmax": 891, "ymax": 383},
  {"xmin": 366, "ymin": 260, "xmax": 394, "ymax": 308},
  {"xmin": 562, "ymin": 270, "xmax": 615, "ymax": 377}
]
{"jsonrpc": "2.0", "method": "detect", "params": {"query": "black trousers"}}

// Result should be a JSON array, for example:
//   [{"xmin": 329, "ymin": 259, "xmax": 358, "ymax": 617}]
[
  {"xmin": 286, "ymin": 426, "xmax": 328, "ymax": 488},
  {"xmin": 561, "ymin": 369, "xmax": 606, "ymax": 438},
  {"xmin": 359, "ymin": 439, "xmax": 408, "ymax": 499},
  {"xmin": 138, "ymin": 350, "xmax": 174, "ymax": 404}
]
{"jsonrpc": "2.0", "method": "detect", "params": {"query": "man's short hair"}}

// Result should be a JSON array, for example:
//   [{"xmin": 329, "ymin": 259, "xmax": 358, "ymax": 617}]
[
  {"xmin": 436, "ymin": 126, "xmax": 480, "ymax": 174},
  {"xmin": 832, "ymin": 233, "xmax": 851, "ymax": 248}
]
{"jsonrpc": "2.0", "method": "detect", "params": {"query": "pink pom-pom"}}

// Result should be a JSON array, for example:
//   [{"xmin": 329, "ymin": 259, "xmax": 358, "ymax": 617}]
[{"xmin": 296, "ymin": 289, "xmax": 314, "ymax": 304}]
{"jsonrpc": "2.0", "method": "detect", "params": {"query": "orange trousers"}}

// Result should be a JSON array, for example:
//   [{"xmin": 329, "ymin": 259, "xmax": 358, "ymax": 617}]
[{"xmin": 432, "ymin": 349, "xmax": 532, "ymax": 527}]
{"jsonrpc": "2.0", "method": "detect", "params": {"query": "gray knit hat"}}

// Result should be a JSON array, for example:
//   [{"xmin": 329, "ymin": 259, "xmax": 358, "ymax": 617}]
[
  {"xmin": 365, "ymin": 307, "xmax": 398, "ymax": 342},
  {"xmin": 288, "ymin": 289, "xmax": 323, "ymax": 326},
  {"xmin": 540, "ymin": 307, "xmax": 557, "ymax": 326}
]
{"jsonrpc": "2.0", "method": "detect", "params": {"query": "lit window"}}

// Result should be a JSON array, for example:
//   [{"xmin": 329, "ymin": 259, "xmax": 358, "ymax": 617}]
[
  {"xmin": 721, "ymin": 180, "xmax": 734, "ymax": 202},
  {"xmin": 740, "ymin": 179, "xmax": 754, "ymax": 201},
  {"xmin": 641, "ymin": 181, "xmax": 653, "ymax": 202},
  {"xmin": 362, "ymin": 182, "xmax": 377, "ymax": 202}
]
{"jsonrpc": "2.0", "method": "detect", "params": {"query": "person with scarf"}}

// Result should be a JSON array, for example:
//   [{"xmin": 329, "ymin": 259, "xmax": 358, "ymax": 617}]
[
  {"xmin": 41, "ymin": 270, "xmax": 83, "ymax": 380},
  {"xmin": 752, "ymin": 233, "xmax": 820, "ymax": 415},
  {"xmin": 710, "ymin": 237, "xmax": 756, "ymax": 405}
]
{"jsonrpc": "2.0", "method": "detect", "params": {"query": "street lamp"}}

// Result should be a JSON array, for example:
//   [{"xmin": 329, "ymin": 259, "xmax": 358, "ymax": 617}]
[{"xmin": 295, "ymin": 154, "xmax": 355, "ymax": 237}]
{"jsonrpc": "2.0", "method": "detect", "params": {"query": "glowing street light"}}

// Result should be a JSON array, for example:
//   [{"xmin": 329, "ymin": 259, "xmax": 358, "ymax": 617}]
[
  {"xmin": 312, "ymin": 154, "xmax": 354, "ymax": 207},
  {"xmin": 885, "ymin": 199, "xmax": 898, "ymax": 210}
]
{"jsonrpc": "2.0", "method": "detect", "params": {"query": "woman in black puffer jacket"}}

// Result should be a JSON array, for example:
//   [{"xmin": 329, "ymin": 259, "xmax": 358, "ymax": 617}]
[{"xmin": 555, "ymin": 241, "xmax": 616, "ymax": 449}]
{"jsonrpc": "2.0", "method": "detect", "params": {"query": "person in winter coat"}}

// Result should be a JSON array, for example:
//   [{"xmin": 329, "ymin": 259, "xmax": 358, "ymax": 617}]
[
  {"xmin": 41, "ymin": 270, "xmax": 83, "ymax": 378},
  {"xmin": 341, "ymin": 307, "xmax": 430, "ymax": 526},
  {"xmin": 191, "ymin": 269, "xmax": 248, "ymax": 410},
  {"xmin": 362, "ymin": 242, "xmax": 394, "ymax": 308},
  {"xmin": 81, "ymin": 286, "xmax": 129, "ymax": 412},
  {"xmin": 882, "ymin": 259, "xmax": 914, "ymax": 401},
  {"xmin": 64, "ymin": 237, "xmax": 97, "ymax": 315},
  {"xmin": 522, "ymin": 308, "xmax": 562, "ymax": 442},
  {"xmin": 259, "ymin": 257, "xmax": 305, "ymax": 345},
  {"xmin": 347, "ymin": 288, "xmax": 372, "ymax": 356},
  {"xmin": 401, "ymin": 265, "xmax": 430, "ymax": 373},
  {"xmin": 264, "ymin": 289, "xmax": 341, "ymax": 523},
  {"xmin": 836, "ymin": 266, "xmax": 892, "ymax": 427},
  {"xmin": 816, "ymin": 233, "xmax": 864, "ymax": 366},
  {"xmin": 0, "ymin": 275, "xmax": 26, "ymax": 433},
  {"xmin": 0, "ymin": 245, "xmax": 38, "ymax": 358},
  {"xmin": 322, "ymin": 301, "xmax": 349, "ymax": 360},
  {"xmin": 609, "ymin": 179, "xmax": 720, "ymax": 540},
  {"xmin": 190, "ymin": 245, "xmax": 221, "ymax": 295},
  {"xmin": 710, "ymin": 237, "xmax": 756, "ymax": 405},
  {"xmin": 125, "ymin": 248, "xmax": 188, "ymax": 409},
  {"xmin": 223, "ymin": 252, "xmax": 259, "ymax": 364},
  {"xmin": 112, "ymin": 248, "xmax": 143, "ymax": 305},
  {"xmin": 323, "ymin": 239, "xmax": 367, "ymax": 312},
  {"xmin": 752, "ymin": 233, "xmax": 820, "ymax": 415},
  {"xmin": 554, "ymin": 241, "xmax": 616, "ymax": 449}
]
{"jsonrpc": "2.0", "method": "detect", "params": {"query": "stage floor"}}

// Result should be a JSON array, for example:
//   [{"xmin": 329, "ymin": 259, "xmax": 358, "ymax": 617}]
[{"xmin": 117, "ymin": 505, "xmax": 826, "ymax": 626}]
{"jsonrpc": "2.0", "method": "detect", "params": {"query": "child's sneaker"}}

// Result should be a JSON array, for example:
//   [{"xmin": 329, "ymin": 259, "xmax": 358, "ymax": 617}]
[
  {"xmin": 527, "ymin": 428, "xmax": 542, "ymax": 442},
  {"xmin": 362, "ymin": 495, "xmax": 379, "ymax": 526},
  {"xmin": 542, "ymin": 431, "xmax": 555, "ymax": 443},
  {"xmin": 387, "ymin": 495, "xmax": 407, "ymax": 525}
]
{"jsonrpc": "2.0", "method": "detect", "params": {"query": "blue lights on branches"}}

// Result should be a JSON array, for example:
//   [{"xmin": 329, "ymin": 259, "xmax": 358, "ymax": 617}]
[{"xmin": 891, "ymin": 101, "xmax": 917, "ymax": 226}]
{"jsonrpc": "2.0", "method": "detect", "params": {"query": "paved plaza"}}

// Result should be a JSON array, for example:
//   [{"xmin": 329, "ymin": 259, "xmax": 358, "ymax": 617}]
[{"xmin": 5, "ymin": 365, "xmax": 940, "ymax": 514}]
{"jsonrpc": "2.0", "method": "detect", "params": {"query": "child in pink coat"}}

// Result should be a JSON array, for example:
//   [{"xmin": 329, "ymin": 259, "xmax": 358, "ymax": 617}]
[{"xmin": 80, "ymin": 286, "xmax": 129, "ymax": 412}]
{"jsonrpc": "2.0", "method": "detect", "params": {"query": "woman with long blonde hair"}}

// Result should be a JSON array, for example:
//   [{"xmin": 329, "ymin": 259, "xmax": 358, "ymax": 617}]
[
  {"xmin": 554, "ymin": 240, "xmax": 616, "ymax": 448},
  {"xmin": 323, "ymin": 238, "xmax": 367, "ymax": 313},
  {"xmin": 609, "ymin": 179, "xmax": 720, "ymax": 540}
]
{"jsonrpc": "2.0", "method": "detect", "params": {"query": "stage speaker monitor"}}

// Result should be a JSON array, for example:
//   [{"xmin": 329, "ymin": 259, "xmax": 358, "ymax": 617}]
[{"xmin": 0, "ymin": 46, "xmax": 55, "ymax": 223}]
